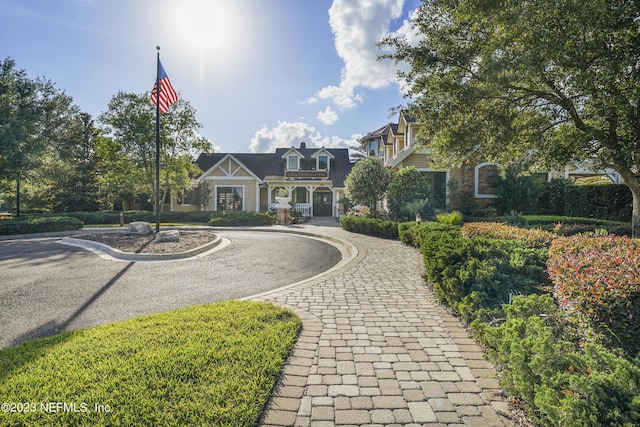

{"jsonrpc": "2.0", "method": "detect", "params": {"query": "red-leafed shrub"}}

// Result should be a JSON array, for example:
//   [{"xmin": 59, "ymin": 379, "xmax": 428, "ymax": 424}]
[
  {"xmin": 462, "ymin": 222, "xmax": 557, "ymax": 248},
  {"xmin": 547, "ymin": 235, "xmax": 640, "ymax": 355}
]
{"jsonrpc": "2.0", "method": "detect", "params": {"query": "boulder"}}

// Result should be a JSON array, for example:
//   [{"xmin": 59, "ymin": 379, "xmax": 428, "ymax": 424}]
[
  {"xmin": 155, "ymin": 230, "xmax": 180, "ymax": 243},
  {"xmin": 128, "ymin": 221, "xmax": 152, "ymax": 235}
]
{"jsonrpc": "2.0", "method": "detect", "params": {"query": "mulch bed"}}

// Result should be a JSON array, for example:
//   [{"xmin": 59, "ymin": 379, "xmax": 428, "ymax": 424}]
[{"xmin": 76, "ymin": 231, "xmax": 216, "ymax": 254}]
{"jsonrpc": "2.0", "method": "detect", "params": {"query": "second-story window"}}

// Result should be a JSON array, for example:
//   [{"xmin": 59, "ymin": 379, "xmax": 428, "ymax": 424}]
[
  {"xmin": 288, "ymin": 155, "xmax": 299, "ymax": 170},
  {"xmin": 317, "ymin": 155, "xmax": 328, "ymax": 170}
]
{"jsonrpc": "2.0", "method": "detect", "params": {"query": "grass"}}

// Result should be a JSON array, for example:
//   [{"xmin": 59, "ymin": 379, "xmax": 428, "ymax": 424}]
[{"xmin": 0, "ymin": 300, "xmax": 300, "ymax": 426}]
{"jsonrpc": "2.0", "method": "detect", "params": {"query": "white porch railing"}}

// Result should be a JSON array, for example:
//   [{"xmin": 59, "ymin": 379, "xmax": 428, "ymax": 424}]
[{"xmin": 293, "ymin": 203, "xmax": 312, "ymax": 217}]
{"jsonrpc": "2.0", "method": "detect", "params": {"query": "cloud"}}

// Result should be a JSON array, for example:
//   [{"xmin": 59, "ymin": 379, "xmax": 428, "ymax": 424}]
[
  {"xmin": 317, "ymin": 106, "xmax": 339, "ymax": 125},
  {"xmin": 249, "ymin": 120, "xmax": 359, "ymax": 153},
  {"xmin": 314, "ymin": 0, "xmax": 406, "ymax": 108}
]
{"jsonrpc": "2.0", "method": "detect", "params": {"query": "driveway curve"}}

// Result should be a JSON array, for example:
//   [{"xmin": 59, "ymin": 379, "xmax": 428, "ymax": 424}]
[{"xmin": 0, "ymin": 230, "xmax": 342, "ymax": 349}]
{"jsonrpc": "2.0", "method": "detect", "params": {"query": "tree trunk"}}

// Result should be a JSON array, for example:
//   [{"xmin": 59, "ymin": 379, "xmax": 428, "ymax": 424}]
[
  {"xmin": 630, "ymin": 184, "xmax": 640, "ymax": 238},
  {"xmin": 614, "ymin": 167, "xmax": 640, "ymax": 237},
  {"xmin": 15, "ymin": 173, "xmax": 21, "ymax": 218}
]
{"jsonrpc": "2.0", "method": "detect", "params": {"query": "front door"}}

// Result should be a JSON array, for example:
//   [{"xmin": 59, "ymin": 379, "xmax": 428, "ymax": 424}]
[{"xmin": 313, "ymin": 192, "xmax": 333, "ymax": 217}]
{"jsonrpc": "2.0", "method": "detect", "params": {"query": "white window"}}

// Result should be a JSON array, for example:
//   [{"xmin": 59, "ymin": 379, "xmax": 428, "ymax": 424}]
[
  {"xmin": 317, "ymin": 155, "xmax": 328, "ymax": 170},
  {"xmin": 288, "ymin": 155, "xmax": 299, "ymax": 170}
]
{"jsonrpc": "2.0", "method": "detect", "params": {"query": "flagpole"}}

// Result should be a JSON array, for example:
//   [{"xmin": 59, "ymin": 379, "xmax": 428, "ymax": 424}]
[{"xmin": 155, "ymin": 46, "xmax": 161, "ymax": 234}]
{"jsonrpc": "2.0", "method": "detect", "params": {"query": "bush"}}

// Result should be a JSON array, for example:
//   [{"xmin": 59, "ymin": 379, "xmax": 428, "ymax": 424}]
[
  {"xmin": 339, "ymin": 216, "xmax": 399, "ymax": 239},
  {"xmin": 417, "ymin": 225, "xmax": 548, "ymax": 322},
  {"xmin": 398, "ymin": 221, "xmax": 454, "ymax": 248},
  {"xmin": 208, "ymin": 211, "xmax": 274, "ymax": 227},
  {"xmin": 435, "ymin": 210, "xmax": 464, "ymax": 225},
  {"xmin": 547, "ymin": 235, "xmax": 640, "ymax": 355},
  {"xmin": 462, "ymin": 222, "xmax": 557, "ymax": 248},
  {"xmin": 565, "ymin": 184, "xmax": 632, "ymax": 222},
  {"xmin": 476, "ymin": 294, "xmax": 640, "ymax": 427},
  {"xmin": 0, "ymin": 216, "xmax": 83, "ymax": 235},
  {"xmin": 51, "ymin": 210, "xmax": 215, "ymax": 225}
]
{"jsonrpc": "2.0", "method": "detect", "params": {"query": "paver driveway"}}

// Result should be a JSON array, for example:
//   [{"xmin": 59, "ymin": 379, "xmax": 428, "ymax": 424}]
[{"xmin": 253, "ymin": 223, "xmax": 515, "ymax": 427}]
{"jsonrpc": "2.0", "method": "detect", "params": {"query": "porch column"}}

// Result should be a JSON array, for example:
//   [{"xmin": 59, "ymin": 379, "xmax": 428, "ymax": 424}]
[
  {"xmin": 267, "ymin": 185, "xmax": 273, "ymax": 206},
  {"xmin": 306, "ymin": 186, "xmax": 317, "ymax": 217}
]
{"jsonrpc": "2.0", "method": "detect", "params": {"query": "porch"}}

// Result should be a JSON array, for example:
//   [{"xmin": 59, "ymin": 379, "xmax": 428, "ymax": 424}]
[{"xmin": 263, "ymin": 180, "xmax": 345, "ymax": 218}]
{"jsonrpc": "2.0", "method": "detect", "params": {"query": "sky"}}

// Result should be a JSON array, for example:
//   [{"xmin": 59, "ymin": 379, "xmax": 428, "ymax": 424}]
[{"xmin": 0, "ymin": 0, "xmax": 421, "ymax": 154}]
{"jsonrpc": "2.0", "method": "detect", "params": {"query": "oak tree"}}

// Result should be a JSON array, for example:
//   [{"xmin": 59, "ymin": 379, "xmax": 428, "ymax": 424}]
[{"xmin": 382, "ymin": 0, "xmax": 640, "ymax": 234}]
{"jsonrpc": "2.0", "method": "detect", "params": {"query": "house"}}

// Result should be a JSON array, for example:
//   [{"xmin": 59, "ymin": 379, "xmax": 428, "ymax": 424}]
[
  {"xmin": 170, "ymin": 142, "xmax": 353, "ymax": 218},
  {"xmin": 361, "ymin": 111, "xmax": 621, "ymax": 212}
]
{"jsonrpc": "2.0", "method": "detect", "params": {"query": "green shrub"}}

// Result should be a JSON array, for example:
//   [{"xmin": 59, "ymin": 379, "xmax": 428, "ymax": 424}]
[
  {"xmin": 339, "ymin": 216, "xmax": 399, "ymax": 239},
  {"xmin": 547, "ymin": 235, "xmax": 640, "ymax": 355},
  {"xmin": 398, "ymin": 221, "xmax": 454, "ymax": 248},
  {"xmin": 208, "ymin": 211, "xmax": 274, "ymax": 226},
  {"xmin": 462, "ymin": 222, "xmax": 557, "ymax": 248},
  {"xmin": 565, "ymin": 184, "xmax": 632, "ymax": 222},
  {"xmin": 476, "ymin": 294, "xmax": 640, "ymax": 427},
  {"xmin": 435, "ymin": 210, "xmax": 464, "ymax": 225},
  {"xmin": 419, "ymin": 225, "xmax": 548, "ymax": 322},
  {"xmin": 0, "ymin": 216, "xmax": 83, "ymax": 235}
]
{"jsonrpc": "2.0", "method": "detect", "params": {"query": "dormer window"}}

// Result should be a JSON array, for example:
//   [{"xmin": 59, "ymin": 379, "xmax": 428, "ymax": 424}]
[
  {"xmin": 317, "ymin": 155, "xmax": 328, "ymax": 170},
  {"xmin": 311, "ymin": 148, "xmax": 334, "ymax": 173},
  {"xmin": 288, "ymin": 155, "xmax": 299, "ymax": 170}
]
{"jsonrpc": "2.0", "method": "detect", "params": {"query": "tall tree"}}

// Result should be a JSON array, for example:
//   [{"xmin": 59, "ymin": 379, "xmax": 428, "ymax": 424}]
[
  {"xmin": 99, "ymin": 92, "xmax": 211, "ymax": 211},
  {"xmin": 381, "ymin": 0, "xmax": 640, "ymax": 235},
  {"xmin": 344, "ymin": 156, "xmax": 393, "ymax": 211},
  {"xmin": 0, "ymin": 58, "xmax": 77, "ymax": 216},
  {"xmin": 44, "ymin": 112, "xmax": 103, "ymax": 211}
]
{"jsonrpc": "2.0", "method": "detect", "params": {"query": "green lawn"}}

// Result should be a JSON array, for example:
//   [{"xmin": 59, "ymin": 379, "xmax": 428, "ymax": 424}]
[{"xmin": 0, "ymin": 300, "xmax": 300, "ymax": 426}]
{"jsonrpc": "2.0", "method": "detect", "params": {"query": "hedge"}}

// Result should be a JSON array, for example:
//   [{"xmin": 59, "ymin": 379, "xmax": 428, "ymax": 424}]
[
  {"xmin": 208, "ymin": 211, "xmax": 274, "ymax": 227},
  {"xmin": 547, "ymin": 235, "xmax": 640, "ymax": 356},
  {"xmin": 475, "ymin": 294, "xmax": 640, "ymax": 427},
  {"xmin": 462, "ymin": 222, "xmax": 556, "ymax": 248},
  {"xmin": 339, "ymin": 216, "xmax": 399, "ymax": 239},
  {"xmin": 44, "ymin": 210, "xmax": 215, "ymax": 225},
  {"xmin": 0, "ymin": 216, "xmax": 83, "ymax": 235},
  {"xmin": 402, "ymin": 222, "xmax": 548, "ymax": 323},
  {"xmin": 564, "ymin": 184, "xmax": 632, "ymax": 222}
]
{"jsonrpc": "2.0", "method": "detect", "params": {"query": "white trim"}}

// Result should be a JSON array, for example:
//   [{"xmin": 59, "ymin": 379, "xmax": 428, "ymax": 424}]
[
  {"xmin": 474, "ymin": 162, "xmax": 500, "ymax": 199},
  {"xmin": 214, "ymin": 185, "xmax": 246, "ymax": 211},
  {"xmin": 200, "ymin": 154, "xmax": 262, "ymax": 181}
]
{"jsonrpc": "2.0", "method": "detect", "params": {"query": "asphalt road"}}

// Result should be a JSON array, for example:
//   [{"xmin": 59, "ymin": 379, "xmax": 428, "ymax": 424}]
[{"xmin": 0, "ymin": 230, "xmax": 341, "ymax": 349}]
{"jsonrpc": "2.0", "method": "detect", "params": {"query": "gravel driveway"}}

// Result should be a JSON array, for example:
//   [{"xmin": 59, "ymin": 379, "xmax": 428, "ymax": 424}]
[{"xmin": 0, "ymin": 230, "xmax": 341, "ymax": 349}]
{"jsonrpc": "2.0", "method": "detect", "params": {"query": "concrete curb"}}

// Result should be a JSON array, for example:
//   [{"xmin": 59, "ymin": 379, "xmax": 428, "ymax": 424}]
[{"xmin": 58, "ymin": 232, "xmax": 226, "ymax": 262}]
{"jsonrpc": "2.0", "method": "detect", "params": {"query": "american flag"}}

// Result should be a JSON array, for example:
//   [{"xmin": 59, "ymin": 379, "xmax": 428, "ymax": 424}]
[{"xmin": 151, "ymin": 60, "xmax": 178, "ymax": 114}]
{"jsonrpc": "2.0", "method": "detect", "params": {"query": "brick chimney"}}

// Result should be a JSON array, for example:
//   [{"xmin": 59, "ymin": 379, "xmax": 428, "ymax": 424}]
[{"xmin": 299, "ymin": 141, "xmax": 306, "ymax": 149}]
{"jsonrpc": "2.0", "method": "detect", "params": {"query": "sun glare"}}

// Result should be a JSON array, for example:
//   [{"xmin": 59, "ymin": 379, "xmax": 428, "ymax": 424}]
[{"xmin": 176, "ymin": 0, "xmax": 231, "ymax": 52}]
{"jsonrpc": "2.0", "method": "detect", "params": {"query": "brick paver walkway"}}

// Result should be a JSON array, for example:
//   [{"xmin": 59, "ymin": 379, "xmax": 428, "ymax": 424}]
[{"xmin": 250, "ymin": 222, "xmax": 514, "ymax": 426}]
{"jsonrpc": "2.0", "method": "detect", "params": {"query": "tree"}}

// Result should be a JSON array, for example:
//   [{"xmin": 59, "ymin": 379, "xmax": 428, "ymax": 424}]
[
  {"xmin": 99, "ymin": 92, "xmax": 211, "ymax": 211},
  {"xmin": 344, "ymin": 156, "xmax": 393, "ymax": 211},
  {"xmin": 0, "ymin": 58, "xmax": 78, "ymax": 216},
  {"xmin": 43, "ymin": 112, "xmax": 103, "ymax": 211},
  {"xmin": 387, "ymin": 166, "xmax": 430, "ymax": 220},
  {"xmin": 381, "ymin": 0, "xmax": 640, "ymax": 235}
]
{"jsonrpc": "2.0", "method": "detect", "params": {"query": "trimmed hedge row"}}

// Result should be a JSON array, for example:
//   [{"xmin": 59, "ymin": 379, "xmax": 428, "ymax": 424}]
[
  {"xmin": 0, "ymin": 216, "xmax": 83, "ymax": 235},
  {"xmin": 565, "ymin": 184, "xmax": 632, "ymax": 222},
  {"xmin": 43, "ymin": 210, "xmax": 215, "ymax": 225},
  {"xmin": 547, "ymin": 235, "xmax": 640, "ymax": 355},
  {"xmin": 208, "ymin": 211, "xmax": 274, "ymax": 227},
  {"xmin": 414, "ymin": 223, "xmax": 548, "ymax": 322},
  {"xmin": 462, "ymin": 222, "xmax": 556, "ymax": 248},
  {"xmin": 502, "ymin": 215, "xmax": 632, "ymax": 236},
  {"xmin": 339, "ymin": 216, "xmax": 399, "ymax": 239}
]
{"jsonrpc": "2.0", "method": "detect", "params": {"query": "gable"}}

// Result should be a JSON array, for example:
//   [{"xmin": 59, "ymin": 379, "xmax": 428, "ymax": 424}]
[{"xmin": 201, "ymin": 154, "xmax": 260, "ymax": 181}]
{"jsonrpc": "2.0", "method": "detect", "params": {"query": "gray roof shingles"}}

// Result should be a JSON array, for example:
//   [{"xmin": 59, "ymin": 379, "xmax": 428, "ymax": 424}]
[{"xmin": 196, "ymin": 147, "xmax": 353, "ymax": 188}]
